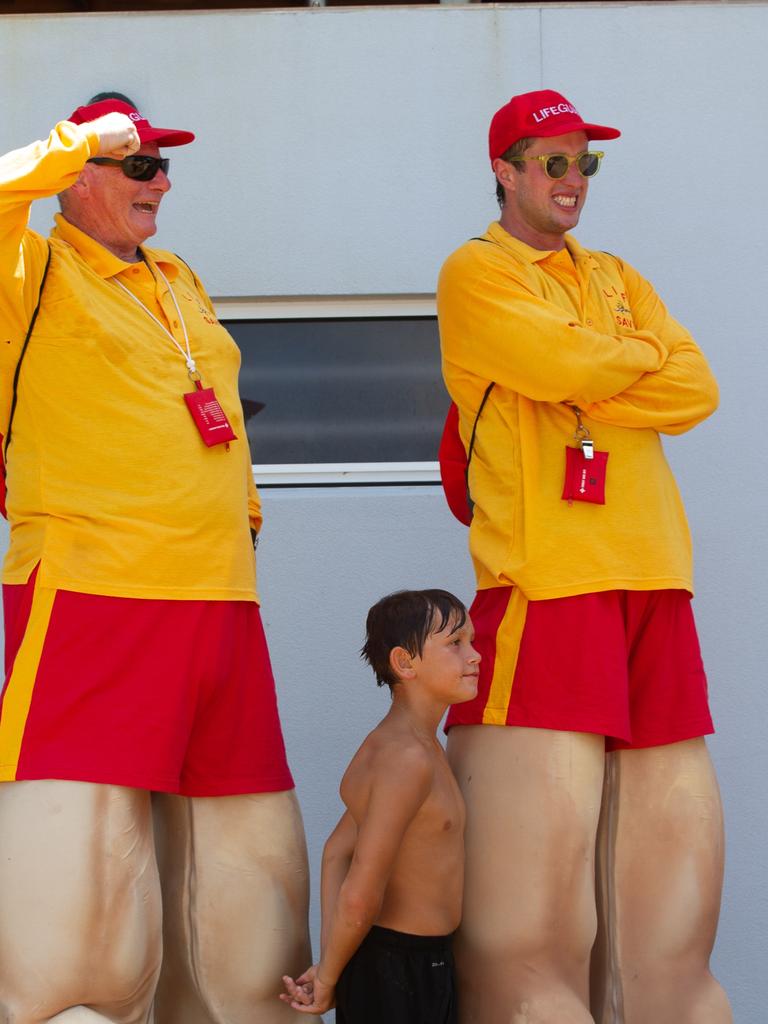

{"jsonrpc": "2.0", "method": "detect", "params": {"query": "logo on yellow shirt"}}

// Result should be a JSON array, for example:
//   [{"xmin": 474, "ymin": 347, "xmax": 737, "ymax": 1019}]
[
  {"xmin": 602, "ymin": 285, "xmax": 635, "ymax": 329},
  {"xmin": 181, "ymin": 291, "xmax": 219, "ymax": 327},
  {"xmin": 196, "ymin": 300, "xmax": 219, "ymax": 327}
]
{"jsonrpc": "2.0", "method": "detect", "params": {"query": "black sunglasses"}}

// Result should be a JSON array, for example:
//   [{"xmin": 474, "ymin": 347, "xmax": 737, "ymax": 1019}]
[{"xmin": 87, "ymin": 155, "xmax": 170, "ymax": 182}]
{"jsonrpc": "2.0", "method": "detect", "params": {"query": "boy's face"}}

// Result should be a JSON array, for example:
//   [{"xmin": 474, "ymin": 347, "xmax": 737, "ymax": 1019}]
[{"xmin": 412, "ymin": 615, "xmax": 480, "ymax": 705}]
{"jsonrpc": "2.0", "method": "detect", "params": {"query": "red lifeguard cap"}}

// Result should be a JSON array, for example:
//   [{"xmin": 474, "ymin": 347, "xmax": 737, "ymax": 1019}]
[
  {"xmin": 489, "ymin": 89, "xmax": 619, "ymax": 162},
  {"xmin": 67, "ymin": 98, "xmax": 194, "ymax": 148}
]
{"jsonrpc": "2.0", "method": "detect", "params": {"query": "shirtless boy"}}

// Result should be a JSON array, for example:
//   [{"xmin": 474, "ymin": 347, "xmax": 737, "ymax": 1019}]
[{"xmin": 280, "ymin": 589, "xmax": 480, "ymax": 1022}]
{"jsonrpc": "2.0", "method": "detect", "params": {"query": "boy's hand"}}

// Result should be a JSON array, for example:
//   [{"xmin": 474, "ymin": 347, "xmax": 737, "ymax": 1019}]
[{"xmin": 280, "ymin": 965, "xmax": 335, "ymax": 1015}]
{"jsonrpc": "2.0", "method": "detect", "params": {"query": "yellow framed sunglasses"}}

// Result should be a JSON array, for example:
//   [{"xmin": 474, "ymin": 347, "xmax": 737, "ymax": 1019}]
[{"xmin": 508, "ymin": 151, "xmax": 604, "ymax": 179}]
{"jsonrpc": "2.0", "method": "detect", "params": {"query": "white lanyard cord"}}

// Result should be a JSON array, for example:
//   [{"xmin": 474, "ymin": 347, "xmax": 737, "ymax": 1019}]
[{"xmin": 112, "ymin": 264, "xmax": 198, "ymax": 378}]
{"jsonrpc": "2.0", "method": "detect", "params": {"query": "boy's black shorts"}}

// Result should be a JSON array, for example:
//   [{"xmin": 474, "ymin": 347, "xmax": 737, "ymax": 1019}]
[{"xmin": 335, "ymin": 925, "xmax": 457, "ymax": 1024}]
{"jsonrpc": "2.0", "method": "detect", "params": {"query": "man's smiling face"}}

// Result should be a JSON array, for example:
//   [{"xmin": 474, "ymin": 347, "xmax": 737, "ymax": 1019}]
[
  {"xmin": 78, "ymin": 142, "xmax": 171, "ymax": 256},
  {"xmin": 496, "ymin": 130, "xmax": 589, "ymax": 251}
]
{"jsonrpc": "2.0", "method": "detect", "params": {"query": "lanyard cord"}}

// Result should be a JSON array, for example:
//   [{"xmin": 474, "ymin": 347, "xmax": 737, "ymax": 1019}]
[{"xmin": 112, "ymin": 264, "xmax": 199, "ymax": 379}]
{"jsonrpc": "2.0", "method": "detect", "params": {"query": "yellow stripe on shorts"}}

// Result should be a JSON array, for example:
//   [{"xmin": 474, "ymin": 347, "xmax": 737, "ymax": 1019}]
[
  {"xmin": 0, "ymin": 580, "xmax": 56, "ymax": 780},
  {"xmin": 482, "ymin": 587, "xmax": 529, "ymax": 726}
]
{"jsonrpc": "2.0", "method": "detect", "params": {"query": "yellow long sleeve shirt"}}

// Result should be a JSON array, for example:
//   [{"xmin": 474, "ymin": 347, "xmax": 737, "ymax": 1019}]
[
  {"xmin": 438, "ymin": 221, "xmax": 718, "ymax": 600},
  {"xmin": 0, "ymin": 122, "xmax": 261, "ymax": 601}
]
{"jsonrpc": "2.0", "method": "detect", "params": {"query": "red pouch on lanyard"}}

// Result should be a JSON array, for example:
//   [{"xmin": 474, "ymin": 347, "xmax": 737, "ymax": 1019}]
[
  {"xmin": 561, "ymin": 445, "xmax": 608, "ymax": 504},
  {"xmin": 184, "ymin": 382, "xmax": 238, "ymax": 447},
  {"xmin": 561, "ymin": 406, "xmax": 609, "ymax": 505}
]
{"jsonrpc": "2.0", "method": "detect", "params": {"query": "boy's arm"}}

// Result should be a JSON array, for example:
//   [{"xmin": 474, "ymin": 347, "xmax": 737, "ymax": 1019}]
[
  {"xmin": 320, "ymin": 811, "xmax": 357, "ymax": 952},
  {"xmin": 318, "ymin": 748, "xmax": 432, "ymax": 981},
  {"xmin": 280, "ymin": 812, "xmax": 359, "ymax": 1014},
  {"xmin": 281, "ymin": 748, "xmax": 433, "ymax": 1015}
]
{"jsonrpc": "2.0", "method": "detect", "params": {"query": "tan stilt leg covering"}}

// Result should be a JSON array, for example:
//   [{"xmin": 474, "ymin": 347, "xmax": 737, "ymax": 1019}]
[
  {"xmin": 44, "ymin": 1011, "xmax": 128, "ymax": 1024},
  {"xmin": 0, "ymin": 780, "xmax": 161, "ymax": 1024},
  {"xmin": 590, "ymin": 752, "xmax": 624, "ymax": 1024},
  {"xmin": 591, "ymin": 738, "xmax": 732, "ymax": 1024},
  {"xmin": 152, "ymin": 789, "xmax": 311, "ymax": 1023},
  {"xmin": 447, "ymin": 726, "xmax": 605, "ymax": 1024}
]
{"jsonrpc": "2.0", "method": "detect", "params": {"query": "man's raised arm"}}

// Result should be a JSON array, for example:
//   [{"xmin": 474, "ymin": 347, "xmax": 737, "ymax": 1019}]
[{"xmin": 0, "ymin": 114, "xmax": 140, "ymax": 431}]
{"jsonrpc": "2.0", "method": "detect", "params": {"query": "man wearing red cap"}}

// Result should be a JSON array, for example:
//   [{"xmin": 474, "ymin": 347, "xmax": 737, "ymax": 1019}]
[
  {"xmin": 438, "ymin": 90, "xmax": 731, "ymax": 1022},
  {"xmin": 0, "ymin": 95, "xmax": 310, "ymax": 1021}
]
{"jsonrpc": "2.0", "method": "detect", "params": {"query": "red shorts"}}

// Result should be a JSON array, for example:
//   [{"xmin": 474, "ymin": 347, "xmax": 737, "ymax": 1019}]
[
  {"xmin": 446, "ymin": 587, "xmax": 713, "ymax": 750},
  {"xmin": 0, "ymin": 569, "xmax": 294, "ymax": 795}
]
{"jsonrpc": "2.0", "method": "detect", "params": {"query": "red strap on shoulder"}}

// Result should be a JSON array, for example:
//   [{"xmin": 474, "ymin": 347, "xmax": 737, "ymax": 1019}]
[
  {"xmin": 0, "ymin": 434, "xmax": 6, "ymax": 520},
  {"xmin": 438, "ymin": 403, "xmax": 473, "ymax": 526}
]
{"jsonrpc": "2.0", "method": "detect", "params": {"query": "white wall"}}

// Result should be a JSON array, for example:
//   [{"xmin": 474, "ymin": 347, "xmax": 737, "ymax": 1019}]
[{"xmin": 1, "ymin": 4, "xmax": 766, "ymax": 1020}]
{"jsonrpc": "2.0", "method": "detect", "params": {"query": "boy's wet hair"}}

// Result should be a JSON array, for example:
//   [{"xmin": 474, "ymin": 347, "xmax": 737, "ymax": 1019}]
[{"xmin": 361, "ymin": 589, "xmax": 468, "ymax": 689}]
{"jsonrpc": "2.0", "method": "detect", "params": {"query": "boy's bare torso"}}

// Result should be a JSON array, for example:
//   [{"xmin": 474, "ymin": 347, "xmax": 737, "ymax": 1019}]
[{"xmin": 341, "ymin": 711, "xmax": 465, "ymax": 936}]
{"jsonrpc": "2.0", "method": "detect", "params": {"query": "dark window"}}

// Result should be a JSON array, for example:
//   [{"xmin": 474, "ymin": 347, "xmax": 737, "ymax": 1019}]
[{"xmin": 228, "ymin": 317, "xmax": 448, "ymax": 465}]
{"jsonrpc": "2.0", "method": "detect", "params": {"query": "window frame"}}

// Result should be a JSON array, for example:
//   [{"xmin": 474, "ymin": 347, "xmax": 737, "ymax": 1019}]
[{"xmin": 214, "ymin": 294, "xmax": 442, "ymax": 486}]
